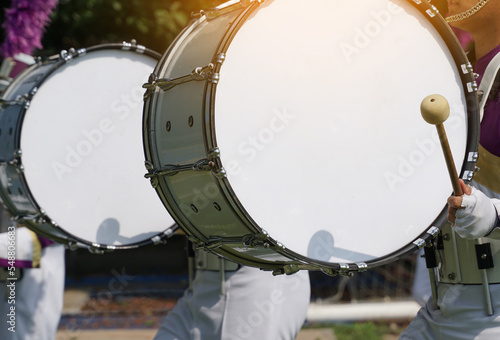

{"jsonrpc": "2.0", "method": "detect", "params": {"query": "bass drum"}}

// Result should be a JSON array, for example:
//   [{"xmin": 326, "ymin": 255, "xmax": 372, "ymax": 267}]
[
  {"xmin": 0, "ymin": 42, "xmax": 176, "ymax": 251},
  {"xmin": 143, "ymin": 0, "xmax": 479, "ymax": 275}
]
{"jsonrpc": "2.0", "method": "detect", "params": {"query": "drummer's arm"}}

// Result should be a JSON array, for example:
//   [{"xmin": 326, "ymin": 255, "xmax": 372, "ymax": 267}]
[
  {"xmin": 447, "ymin": 180, "xmax": 500, "ymax": 239},
  {"xmin": 487, "ymin": 200, "xmax": 500, "ymax": 239}
]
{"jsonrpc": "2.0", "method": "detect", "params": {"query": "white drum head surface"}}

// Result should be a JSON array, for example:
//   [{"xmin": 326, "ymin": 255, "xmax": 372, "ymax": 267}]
[
  {"xmin": 21, "ymin": 49, "xmax": 175, "ymax": 246},
  {"xmin": 215, "ymin": 0, "xmax": 468, "ymax": 263}
]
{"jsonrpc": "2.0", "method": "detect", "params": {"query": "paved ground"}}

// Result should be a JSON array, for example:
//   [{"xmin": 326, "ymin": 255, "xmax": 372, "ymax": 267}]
[
  {"xmin": 56, "ymin": 328, "xmax": 337, "ymax": 340},
  {"xmin": 58, "ymin": 289, "xmax": 338, "ymax": 339},
  {"xmin": 58, "ymin": 289, "xmax": 411, "ymax": 339}
]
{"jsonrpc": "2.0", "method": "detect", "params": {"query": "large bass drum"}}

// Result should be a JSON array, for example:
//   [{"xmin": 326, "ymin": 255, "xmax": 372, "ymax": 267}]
[
  {"xmin": 0, "ymin": 42, "xmax": 176, "ymax": 251},
  {"xmin": 143, "ymin": 0, "xmax": 479, "ymax": 275}
]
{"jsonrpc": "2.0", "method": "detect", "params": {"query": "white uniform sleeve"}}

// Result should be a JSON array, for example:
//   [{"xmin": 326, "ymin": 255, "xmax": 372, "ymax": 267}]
[
  {"xmin": 484, "ymin": 198, "xmax": 500, "ymax": 239},
  {"xmin": 453, "ymin": 187, "xmax": 499, "ymax": 239}
]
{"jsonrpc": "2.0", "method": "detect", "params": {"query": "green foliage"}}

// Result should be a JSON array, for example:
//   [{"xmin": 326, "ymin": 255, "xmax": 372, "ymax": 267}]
[
  {"xmin": 332, "ymin": 322, "xmax": 384, "ymax": 340},
  {"xmin": 39, "ymin": 0, "xmax": 225, "ymax": 55}
]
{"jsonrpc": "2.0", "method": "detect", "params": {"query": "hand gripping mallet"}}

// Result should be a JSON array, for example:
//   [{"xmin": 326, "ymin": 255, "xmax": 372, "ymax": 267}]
[{"xmin": 420, "ymin": 94, "xmax": 493, "ymax": 315}]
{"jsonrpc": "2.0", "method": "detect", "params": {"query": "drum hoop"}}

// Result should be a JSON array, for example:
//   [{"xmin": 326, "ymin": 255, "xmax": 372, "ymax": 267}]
[{"xmin": 0, "ymin": 42, "xmax": 177, "ymax": 251}]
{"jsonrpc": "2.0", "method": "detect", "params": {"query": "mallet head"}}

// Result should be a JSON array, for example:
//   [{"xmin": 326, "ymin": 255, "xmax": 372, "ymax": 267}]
[{"xmin": 420, "ymin": 94, "xmax": 450, "ymax": 125}]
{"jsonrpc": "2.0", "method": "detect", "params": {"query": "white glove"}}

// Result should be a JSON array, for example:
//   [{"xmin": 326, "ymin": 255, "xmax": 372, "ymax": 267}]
[{"xmin": 454, "ymin": 186, "xmax": 499, "ymax": 239}]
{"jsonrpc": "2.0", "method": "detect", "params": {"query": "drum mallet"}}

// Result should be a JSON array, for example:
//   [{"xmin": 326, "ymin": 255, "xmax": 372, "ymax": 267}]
[
  {"xmin": 420, "ymin": 94, "xmax": 462, "ymax": 196},
  {"xmin": 420, "ymin": 94, "xmax": 493, "ymax": 316}
]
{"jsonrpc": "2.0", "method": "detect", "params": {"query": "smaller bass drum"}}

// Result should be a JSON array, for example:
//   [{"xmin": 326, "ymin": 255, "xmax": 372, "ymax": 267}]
[{"xmin": 0, "ymin": 42, "xmax": 176, "ymax": 250}]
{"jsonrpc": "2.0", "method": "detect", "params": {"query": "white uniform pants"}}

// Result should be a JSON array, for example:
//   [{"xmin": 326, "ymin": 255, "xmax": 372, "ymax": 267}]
[
  {"xmin": 154, "ymin": 265, "xmax": 310, "ymax": 340},
  {"xmin": 401, "ymin": 283, "xmax": 500, "ymax": 339},
  {"xmin": 0, "ymin": 244, "xmax": 65, "ymax": 340}
]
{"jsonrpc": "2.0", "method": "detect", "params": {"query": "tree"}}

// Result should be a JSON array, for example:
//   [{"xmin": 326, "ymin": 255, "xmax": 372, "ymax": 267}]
[{"xmin": 0, "ymin": 0, "xmax": 225, "ymax": 56}]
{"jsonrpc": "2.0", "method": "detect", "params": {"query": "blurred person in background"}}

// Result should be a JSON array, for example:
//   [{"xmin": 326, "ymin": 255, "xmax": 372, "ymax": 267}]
[
  {"xmin": 154, "ymin": 247, "xmax": 310, "ymax": 340},
  {"xmin": 0, "ymin": 3, "xmax": 65, "ymax": 339},
  {"xmin": 0, "ymin": 205, "xmax": 65, "ymax": 340}
]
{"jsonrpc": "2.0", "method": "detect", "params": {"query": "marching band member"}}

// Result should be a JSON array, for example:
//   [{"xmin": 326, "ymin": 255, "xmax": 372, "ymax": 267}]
[
  {"xmin": 0, "ymin": 204, "xmax": 65, "ymax": 340},
  {"xmin": 402, "ymin": 0, "xmax": 500, "ymax": 338},
  {"xmin": 154, "ymin": 246, "xmax": 310, "ymax": 340}
]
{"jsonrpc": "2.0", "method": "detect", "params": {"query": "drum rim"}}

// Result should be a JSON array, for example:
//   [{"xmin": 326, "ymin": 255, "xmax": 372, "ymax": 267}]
[{"xmin": 210, "ymin": 0, "xmax": 480, "ymax": 271}]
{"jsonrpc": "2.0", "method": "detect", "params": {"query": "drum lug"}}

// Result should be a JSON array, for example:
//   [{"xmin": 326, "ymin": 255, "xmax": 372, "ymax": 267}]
[
  {"xmin": 66, "ymin": 241, "xmax": 79, "ymax": 251},
  {"xmin": 460, "ymin": 62, "xmax": 474, "ymax": 75},
  {"xmin": 89, "ymin": 245, "xmax": 106, "ymax": 254},
  {"xmin": 414, "ymin": 238, "xmax": 426, "ymax": 249},
  {"xmin": 35, "ymin": 209, "xmax": 48, "ymax": 224},
  {"xmin": 338, "ymin": 263, "xmax": 354, "ymax": 277},
  {"xmin": 151, "ymin": 235, "xmax": 163, "ymax": 245},
  {"xmin": 144, "ymin": 158, "xmax": 220, "ymax": 181},
  {"xmin": 213, "ymin": 168, "xmax": 227, "ymax": 179},
  {"xmin": 208, "ymin": 148, "xmax": 221, "ymax": 159},
  {"xmin": 59, "ymin": 49, "xmax": 74, "ymax": 62},
  {"xmin": 215, "ymin": 53, "xmax": 226, "ymax": 65},
  {"xmin": 121, "ymin": 40, "xmax": 146, "ymax": 54},
  {"xmin": 243, "ymin": 230, "xmax": 270, "ymax": 248},
  {"xmin": 7, "ymin": 157, "xmax": 25, "ymax": 173},
  {"xmin": 143, "ymin": 73, "xmax": 158, "ymax": 100},
  {"xmin": 468, "ymin": 151, "xmax": 479, "ymax": 163},
  {"xmin": 462, "ymin": 170, "xmax": 474, "ymax": 182},
  {"xmin": 7, "ymin": 149, "xmax": 22, "ymax": 168},
  {"xmin": 188, "ymin": 236, "xmax": 223, "ymax": 251},
  {"xmin": 356, "ymin": 263, "xmax": 368, "ymax": 272},
  {"xmin": 144, "ymin": 161, "xmax": 158, "ymax": 188},
  {"xmin": 272, "ymin": 264, "xmax": 301, "ymax": 276},
  {"xmin": 0, "ymin": 93, "xmax": 30, "ymax": 109},
  {"xmin": 14, "ymin": 210, "xmax": 50, "ymax": 227},
  {"xmin": 193, "ymin": 0, "xmax": 261, "ymax": 21},
  {"xmin": 320, "ymin": 264, "xmax": 355, "ymax": 278},
  {"xmin": 142, "ymin": 63, "xmax": 216, "ymax": 92},
  {"xmin": 467, "ymin": 81, "xmax": 478, "ymax": 93},
  {"xmin": 427, "ymin": 226, "xmax": 440, "ymax": 239},
  {"xmin": 210, "ymin": 72, "xmax": 220, "ymax": 84}
]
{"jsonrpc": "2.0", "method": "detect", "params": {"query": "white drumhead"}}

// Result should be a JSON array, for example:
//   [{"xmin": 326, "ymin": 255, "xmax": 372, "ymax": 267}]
[
  {"xmin": 20, "ymin": 49, "xmax": 175, "ymax": 246},
  {"xmin": 215, "ymin": 0, "xmax": 468, "ymax": 263}
]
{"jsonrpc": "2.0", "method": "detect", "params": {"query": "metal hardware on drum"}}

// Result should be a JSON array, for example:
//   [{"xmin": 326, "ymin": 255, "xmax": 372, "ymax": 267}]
[
  {"xmin": 189, "ymin": 236, "xmax": 223, "ymax": 251},
  {"xmin": 320, "ymin": 263, "xmax": 365, "ymax": 278},
  {"xmin": 0, "ymin": 94, "xmax": 30, "ymax": 108},
  {"xmin": 190, "ymin": 232, "xmax": 277, "ymax": 255},
  {"xmin": 122, "ymin": 39, "xmax": 146, "ymax": 53},
  {"xmin": 144, "ymin": 148, "xmax": 226, "ymax": 187},
  {"xmin": 427, "ymin": 226, "xmax": 441, "ymax": 238},
  {"xmin": 192, "ymin": 0, "xmax": 262, "ymax": 21},
  {"xmin": 460, "ymin": 62, "xmax": 474, "ymax": 75},
  {"xmin": 145, "ymin": 159, "xmax": 216, "ymax": 179},
  {"xmin": 143, "ymin": 63, "xmax": 219, "ymax": 97},
  {"xmin": 242, "ymin": 231, "xmax": 271, "ymax": 248}
]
